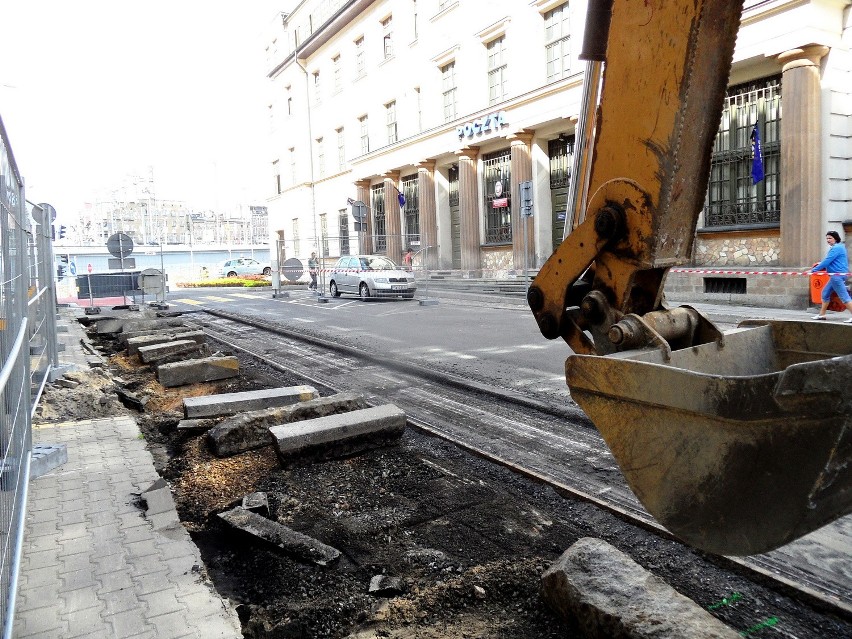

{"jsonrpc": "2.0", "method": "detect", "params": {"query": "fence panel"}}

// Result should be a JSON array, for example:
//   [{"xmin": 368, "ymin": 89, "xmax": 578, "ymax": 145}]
[{"xmin": 0, "ymin": 117, "xmax": 32, "ymax": 639}]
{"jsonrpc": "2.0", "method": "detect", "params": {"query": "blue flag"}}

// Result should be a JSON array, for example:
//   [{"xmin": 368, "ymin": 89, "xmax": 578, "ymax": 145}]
[{"xmin": 750, "ymin": 124, "xmax": 764, "ymax": 184}]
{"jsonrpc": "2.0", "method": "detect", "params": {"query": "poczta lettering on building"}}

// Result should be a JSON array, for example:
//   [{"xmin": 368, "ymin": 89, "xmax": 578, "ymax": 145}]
[{"xmin": 457, "ymin": 111, "xmax": 508, "ymax": 140}]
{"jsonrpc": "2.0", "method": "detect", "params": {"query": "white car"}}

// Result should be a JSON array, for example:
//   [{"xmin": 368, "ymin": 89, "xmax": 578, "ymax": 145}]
[
  {"xmin": 219, "ymin": 257, "xmax": 272, "ymax": 278},
  {"xmin": 328, "ymin": 255, "xmax": 416, "ymax": 300}
]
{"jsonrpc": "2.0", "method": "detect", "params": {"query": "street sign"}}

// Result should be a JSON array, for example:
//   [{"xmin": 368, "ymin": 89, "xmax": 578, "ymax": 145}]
[
  {"xmin": 520, "ymin": 180, "xmax": 534, "ymax": 217},
  {"xmin": 350, "ymin": 200, "xmax": 367, "ymax": 221},
  {"xmin": 107, "ymin": 232, "xmax": 134, "ymax": 259}
]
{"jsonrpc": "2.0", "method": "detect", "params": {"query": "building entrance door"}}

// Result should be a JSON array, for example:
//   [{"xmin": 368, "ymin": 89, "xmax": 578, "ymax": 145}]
[{"xmin": 448, "ymin": 165, "xmax": 461, "ymax": 270}]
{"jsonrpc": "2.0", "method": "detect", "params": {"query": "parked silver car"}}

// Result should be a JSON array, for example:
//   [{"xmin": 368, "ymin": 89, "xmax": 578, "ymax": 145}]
[
  {"xmin": 219, "ymin": 257, "xmax": 272, "ymax": 278},
  {"xmin": 328, "ymin": 255, "xmax": 416, "ymax": 300}
]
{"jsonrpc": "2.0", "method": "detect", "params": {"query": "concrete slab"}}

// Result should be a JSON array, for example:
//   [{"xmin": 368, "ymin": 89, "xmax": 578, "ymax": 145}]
[
  {"xmin": 126, "ymin": 330, "xmax": 206, "ymax": 355},
  {"xmin": 270, "ymin": 404, "xmax": 406, "ymax": 465},
  {"xmin": 207, "ymin": 392, "xmax": 367, "ymax": 457},
  {"xmin": 218, "ymin": 507, "xmax": 341, "ymax": 565},
  {"xmin": 30, "ymin": 443, "xmax": 68, "ymax": 478},
  {"xmin": 138, "ymin": 339, "xmax": 201, "ymax": 363},
  {"xmin": 184, "ymin": 385, "xmax": 318, "ymax": 419},
  {"xmin": 540, "ymin": 537, "xmax": 739, "ymax": 639},
  {"xmin": 156, "ymin": 356, "xmax": 240, "ymax": 388}
]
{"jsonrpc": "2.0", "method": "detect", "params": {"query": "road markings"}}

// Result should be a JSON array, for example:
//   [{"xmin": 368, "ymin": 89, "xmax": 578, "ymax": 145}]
[
  {"xmin": 229, "ymin": 293, "xmax": 263, "ymax": 299},
  {"xmin": 201, "ymin": 296, "xmax": 232, "ymax": 302},
  {"xmin": 172, "ymin": 298, "xmax": 204, "ymax": 306}
]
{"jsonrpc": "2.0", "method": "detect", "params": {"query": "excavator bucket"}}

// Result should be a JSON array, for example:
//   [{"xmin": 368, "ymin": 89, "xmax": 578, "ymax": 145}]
[{"xmin": 565, "ymin": 319, "xmax": 852, "ymax": 556}]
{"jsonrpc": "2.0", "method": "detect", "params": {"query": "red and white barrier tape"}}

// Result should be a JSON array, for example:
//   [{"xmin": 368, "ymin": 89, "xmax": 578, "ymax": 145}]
[
  {"xmin": 276, "ymin": 266, "xmax": 852, "ymax": 277},
  {"xmin": 669, "ymin": 269, "xmax": 852, "ymax": 276}
]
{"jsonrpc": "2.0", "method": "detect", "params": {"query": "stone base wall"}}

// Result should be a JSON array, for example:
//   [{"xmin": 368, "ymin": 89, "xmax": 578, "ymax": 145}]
[
  {"xmin": 664, "ymin": 269, "xmax": 815, "ymax": 309},
  {"xmin": 693, "ymin": 233, "xmax": 781, "ymax": 267},
  {"xmin": 480, "ymin": 246, "xmax": 514, "ymax": 278}
]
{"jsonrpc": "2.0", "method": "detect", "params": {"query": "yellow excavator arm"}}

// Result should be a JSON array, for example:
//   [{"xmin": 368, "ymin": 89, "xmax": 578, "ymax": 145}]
[{"xmin": 529, "ymin": 0, "xmax": 852, "ymax": 556}]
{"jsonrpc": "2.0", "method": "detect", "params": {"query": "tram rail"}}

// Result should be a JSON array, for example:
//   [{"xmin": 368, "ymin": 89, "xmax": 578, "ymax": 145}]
[{"xmin": 185, "ymin": 307, "xmax": 851, "ymax": 618}]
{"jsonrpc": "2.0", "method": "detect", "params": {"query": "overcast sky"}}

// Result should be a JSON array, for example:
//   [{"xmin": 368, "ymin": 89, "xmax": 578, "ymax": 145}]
[{"xmin": 0, "ymin": 1, "xmax": 282, "ymax": 224}]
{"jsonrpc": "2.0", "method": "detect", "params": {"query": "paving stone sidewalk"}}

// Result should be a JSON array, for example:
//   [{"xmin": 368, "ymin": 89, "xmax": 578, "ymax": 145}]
[{"xmin": 14, "ymin": 310, "xmax": 241, "ymax": 638}]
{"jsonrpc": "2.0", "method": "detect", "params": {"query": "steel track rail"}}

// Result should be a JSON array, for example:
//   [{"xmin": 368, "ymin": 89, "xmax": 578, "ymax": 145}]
[{"xmin": 188, "ymin": 308, "xmax": 851, "ymax": 619}]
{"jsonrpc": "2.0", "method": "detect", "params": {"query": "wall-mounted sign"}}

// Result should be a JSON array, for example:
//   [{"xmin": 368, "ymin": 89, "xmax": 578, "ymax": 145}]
[
  {"xmin": 457, "ymin": 111, "xmax": 507, "ymax": 140},
  {"xmin": 492, "ymin": 197, "xmax": 508, "ymax": 208}
]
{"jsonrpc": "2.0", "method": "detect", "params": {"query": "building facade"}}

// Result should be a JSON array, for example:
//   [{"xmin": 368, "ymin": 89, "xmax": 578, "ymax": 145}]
[{"xmin": 264, "ymin": 0, "xmax": 851, "ymax": 284}]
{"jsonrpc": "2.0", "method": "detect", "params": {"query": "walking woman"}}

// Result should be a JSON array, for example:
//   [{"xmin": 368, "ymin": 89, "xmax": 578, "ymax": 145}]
[{"xmin": 811, "ymin": 230, "xmax": 852, "ymax": 322}]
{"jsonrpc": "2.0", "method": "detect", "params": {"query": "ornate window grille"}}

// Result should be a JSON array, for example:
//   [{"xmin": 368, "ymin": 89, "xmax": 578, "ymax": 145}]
[
  {"xmin": 549, "ymin": 135, "xmax": 574, "ymax": 188},
  {"xmin": 371, "ymin": 183, "xmax": 386, "ymax": 252},
  {"xmin": 704, "ymin": 76, "xmax": 781, "ymax": 229},
  {"xmin": 483, "ymin": 150, "xmax": 512, "ymax": 243},
  {"xmin": 402, "ymin": 174, "xmax": 419, "ymax": 246},
  {"xmin": 448, "ymin": 165, "xmax": 459, "ymax": 207}
]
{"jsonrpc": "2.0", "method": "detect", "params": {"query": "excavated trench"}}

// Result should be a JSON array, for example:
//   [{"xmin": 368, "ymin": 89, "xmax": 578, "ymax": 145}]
[{"xmin": 36, "ymin": 314, "xmax": 852, "ymax": 639}]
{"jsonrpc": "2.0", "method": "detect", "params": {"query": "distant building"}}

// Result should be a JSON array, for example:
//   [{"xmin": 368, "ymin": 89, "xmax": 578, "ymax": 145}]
[
  {"xmin": 84, "ymin": 197, "xmax": 269, "ymax": 247},
  {"xmin": 264, "ymin": 0, "xmax": 851, "ymax": 277}
]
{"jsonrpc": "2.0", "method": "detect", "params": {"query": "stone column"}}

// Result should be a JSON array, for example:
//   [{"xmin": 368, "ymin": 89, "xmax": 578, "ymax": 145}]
[
  {"xmin": 778, "ymin": 45, "xmax": 828, "ymax": 267},
  {"xmin": 417, "ymin": 160, "xmax": 438, "ymax": 270},
  {"xmin": 509, "ymin": 131, "xmax": 534, "ymax": 271},
  {"xmin": 457, "ymin": 147, "xmax": 481, "ymax": 274},
  {"xmin": 355, "ymin": 179, "xmax": 372, "ymax": 255},
  {"xmin": 383, "ymin": 171, "xmax": 403, "ymax": 261}
]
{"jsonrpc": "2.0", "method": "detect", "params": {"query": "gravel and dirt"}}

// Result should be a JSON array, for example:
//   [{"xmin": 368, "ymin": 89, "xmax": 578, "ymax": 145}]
[{"xmin": 35, "ymin": 318, "xmax": 852, "ymax": 639}]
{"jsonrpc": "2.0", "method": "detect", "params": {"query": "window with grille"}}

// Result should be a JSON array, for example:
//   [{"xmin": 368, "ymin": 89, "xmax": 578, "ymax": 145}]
[
  {"xmin": 355, "ymin": 37, "xmax": 365, "ymax": 76},
  {"xmin": 320, "ymin": 213, "xmax": 329, "ymax": 256},
  {"xmin": 286, "ymin": 85, "xmax": 292, "ymax": 115},
  {"xmin": 316, "ymin": 137, "xmax": 325, "ymax": 176},
  {"xmin": 386, "ymin": 101, "xmax": 397, "ymax": 144},
  {"xmin": 371, "ymin": 183, "xmax": 386, "ymax": 252},
  {"xmin": 382, "ymin": 16, "xmax": 393, "ymax": 59},
  {"xmin": 338, "ymin": 210, "xmax": 350, "ymax": 255},
  {"xmin": 292, "ymin": 219, "xmax": 300, "ymax": 256},
  {"xmin": 359, "ymin": 115, "xmax": 369, "ymax": 154},
  {"xmin": 487, "ymin": 37, "xmax": 508, "ymax": 106},
  {"xmin": 312, "ymin": 71, "xmax": 321, "ymax": 103},
  {"xmin": 336, "ymin": 128, "xmax": 345, "ymax": 170},
  {"xmin": 544, "ymin": 3, "xmax": 571, "ymax": 82},
  {"xmin": 448, "ymin": 165, "xmax": 459, "ymax": 207},
  {"xmin": 705, "ymin": 76, "xmax": 781, "ymax": 229},
  {"xmin": 483, "ymin": 150, "xmax": 512, "ymax": 243},
  {"xmin": 402, "ymin": 174, "xmax": 419, "ymax": 245},
  {"xmin": 441, "ymin": 62, "xmax": 457, "ymax": 122},
  {"xmin": 332, "ymin": 55, "xmax": 342, "ymax": 92},
  {"xmin": 549, "ymin": 136, "xmax": 574, "ymax": 188},
  {"xmin": 289, "ymin": 148, "xmax": 296, "ymax": 185}
]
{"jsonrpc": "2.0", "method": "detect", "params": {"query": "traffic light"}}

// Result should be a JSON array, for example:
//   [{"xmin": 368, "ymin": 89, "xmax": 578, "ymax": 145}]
[
  {"xmin": 57, "ymin": 254, "xmax": 69, "ymax": 279},
  {"xmin": 58, "ymin": 225, "xmax": 67, "ymax": 239}
]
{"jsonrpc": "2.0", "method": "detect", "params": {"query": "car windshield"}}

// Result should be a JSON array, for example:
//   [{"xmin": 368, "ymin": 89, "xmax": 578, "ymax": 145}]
[{"xmin": 360, "ymin": 257, "xmax": 397, "ymax": 271}]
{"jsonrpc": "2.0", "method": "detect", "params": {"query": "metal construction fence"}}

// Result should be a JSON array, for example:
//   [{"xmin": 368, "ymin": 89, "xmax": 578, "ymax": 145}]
[{"xmin": 0, "ymin": 115, "xmax": 59, "ymax": 637}]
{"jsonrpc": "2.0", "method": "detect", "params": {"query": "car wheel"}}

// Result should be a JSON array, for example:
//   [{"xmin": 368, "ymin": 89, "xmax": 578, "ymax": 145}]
[
  {"xmin": 226, "ymin": 271, "xmax": 237, "ymax": 278},
  {"xmin": 329, "ymin": 281, "xmax": 341, "ymax": 297},
  {"xmin": 262, "ymin": 267, "xmax": 271, "ymax": 276},
  {"xmin": 359, "ymin": 283, "xmax": 371, "ymax": 299}
]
